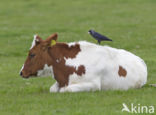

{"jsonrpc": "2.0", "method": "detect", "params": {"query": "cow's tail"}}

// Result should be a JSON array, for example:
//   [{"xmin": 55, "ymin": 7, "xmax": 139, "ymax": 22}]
[{"xmin": 149, "ymin": 84, "xmax": 156, "ymax": 87}]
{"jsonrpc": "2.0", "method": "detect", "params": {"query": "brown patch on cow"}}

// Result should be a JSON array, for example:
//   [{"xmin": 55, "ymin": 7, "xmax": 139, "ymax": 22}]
[
  {"xmin": 48, "ymin": 43, "xmax": 85, "ymax": 88},
  {"xmin": 49, "ymin": 43, "xmax": 81, "ymax": 59},
  {"xmin": 21, "ymin": 33, "xmax": 86, "ymax": 88},
  {"xmin": 118, "ymin": 66, "xmax": 127, "ymax": 77},
  {"xmin": 76, "ymin": 65, "xmax": 85, "ymax": 76}
]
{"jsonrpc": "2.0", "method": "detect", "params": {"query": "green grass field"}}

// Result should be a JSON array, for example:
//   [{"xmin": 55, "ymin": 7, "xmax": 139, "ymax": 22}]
[{"xmin": 0, "ymin": 0, "xmax": 156, "ymax": 114}]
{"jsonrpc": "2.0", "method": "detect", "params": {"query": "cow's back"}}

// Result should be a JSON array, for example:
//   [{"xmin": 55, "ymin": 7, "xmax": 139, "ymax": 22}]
[{"xmin": 66, "ymin": 41, "xmax": 147, "ymax": 90}]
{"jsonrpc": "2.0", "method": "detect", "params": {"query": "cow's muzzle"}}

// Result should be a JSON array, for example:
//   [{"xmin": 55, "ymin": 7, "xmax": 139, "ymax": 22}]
[{"xmin": 19, "ymin": 71, "xmax": 30, "ymax": 79}]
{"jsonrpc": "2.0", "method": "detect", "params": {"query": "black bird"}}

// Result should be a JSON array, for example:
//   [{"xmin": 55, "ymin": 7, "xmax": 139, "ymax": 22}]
[{"xmin": 88, "ymin": 30, "xmax": 112, "ymax": 44}]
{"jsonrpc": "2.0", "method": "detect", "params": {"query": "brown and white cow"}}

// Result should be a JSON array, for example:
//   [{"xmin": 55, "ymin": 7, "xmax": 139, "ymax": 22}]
[{"xmin": 20, "ymin": 33, "xmax": 147, "ymax": 92}]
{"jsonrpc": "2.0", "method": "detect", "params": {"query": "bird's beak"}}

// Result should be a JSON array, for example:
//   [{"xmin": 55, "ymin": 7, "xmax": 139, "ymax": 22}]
[{"xmin": 88, "ymin": 32, "xmax": 90, "ymax": 34}]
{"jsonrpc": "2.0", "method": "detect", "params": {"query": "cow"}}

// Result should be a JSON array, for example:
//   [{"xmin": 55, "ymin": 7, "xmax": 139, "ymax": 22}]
[{"xmin": 20, "ymin": 33, "xmax": 147, "ymax": 93}]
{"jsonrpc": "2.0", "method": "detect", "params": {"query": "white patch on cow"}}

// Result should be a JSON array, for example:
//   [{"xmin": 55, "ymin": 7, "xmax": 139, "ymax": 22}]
[
  {"xmin": 62, "ymin": 41, "xmax": 147, "ymax": 92},
  {"xmin": 30, "ymin": 35, "xmax": 37, "ymax": 49},
  {"xmin": 64, "ymin": 57, "xmax": 67, "ymax": 60},
  {"xmin": 56, "ymin": 58, "xmax": 62, "ymax": 63},
  {"xmin": 37, "ymin": 64, "xmax": 54, "ymax": 78},
  {"xmin": 19, "ymin": 64, "xmax": 24, "ymax": 74},
  {"xmin": 56, "ymin": 59, "xmax": 59, "ymax": 63},
  {"xmin": 68, "ymin": 42, "xmax": 77, "ymax": 47}
]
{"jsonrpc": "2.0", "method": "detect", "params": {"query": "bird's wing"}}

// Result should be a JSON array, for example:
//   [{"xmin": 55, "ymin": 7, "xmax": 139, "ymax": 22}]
[{"xmin": 94, "ymin": 32, "xmax": 112, "ymax": 41}]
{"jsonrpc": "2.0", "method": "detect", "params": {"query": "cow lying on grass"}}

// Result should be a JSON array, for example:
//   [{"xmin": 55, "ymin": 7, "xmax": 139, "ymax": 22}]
[{"xmin": 20, "ymin": 33, "xmax": 147, "ymax": 92}]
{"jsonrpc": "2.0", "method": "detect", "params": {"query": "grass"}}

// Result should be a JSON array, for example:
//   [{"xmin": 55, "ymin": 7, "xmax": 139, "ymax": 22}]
[{"xmin": 0, "ymin": 0, "xmax": 156, "ymax": 114}]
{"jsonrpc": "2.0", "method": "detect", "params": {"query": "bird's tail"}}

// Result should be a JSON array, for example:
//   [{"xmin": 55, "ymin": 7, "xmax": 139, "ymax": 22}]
[{"xmin": 102, "ymin": 36, "xmax": 112, "ymax": 41}]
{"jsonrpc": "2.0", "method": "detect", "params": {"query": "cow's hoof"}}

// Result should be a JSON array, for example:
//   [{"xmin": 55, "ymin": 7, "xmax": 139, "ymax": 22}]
[
  {"xmin": 60, "ymin": 87, "xmax": 72, "ymax": 93},
  {"xmin": 59, "ymin": 87, "xmax": 66, "ymax": 93},
  {"xmin": 50, "ymin": 86, "xmax": 59, "ymax": 93}
]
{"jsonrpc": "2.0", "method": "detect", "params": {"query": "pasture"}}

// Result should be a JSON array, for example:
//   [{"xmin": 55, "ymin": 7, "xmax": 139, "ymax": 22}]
[{"xmin": 0, "ymin": 0, "xmax": 156, "ymax": 114}]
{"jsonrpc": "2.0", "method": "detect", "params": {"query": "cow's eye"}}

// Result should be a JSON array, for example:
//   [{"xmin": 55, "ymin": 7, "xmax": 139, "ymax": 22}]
[{"xmin": 29, "ymin": 53, "xmax": 35, "ymax": 58}]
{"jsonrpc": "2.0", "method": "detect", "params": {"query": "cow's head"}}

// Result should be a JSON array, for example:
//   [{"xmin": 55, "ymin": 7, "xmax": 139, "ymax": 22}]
[{"xmin": 20, "ymin": 33, "xmax": 58, "ymax": 78}]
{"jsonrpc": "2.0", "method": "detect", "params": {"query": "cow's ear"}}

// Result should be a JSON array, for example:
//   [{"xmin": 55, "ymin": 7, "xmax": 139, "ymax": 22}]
[
  {"xmin": 45, "ymin": 33, "xmax": 58, "ymax": 47},
  {"xmin": 34, "ymin": 35, "xmax": 42, "ymax": 44},
  {"xmin": 30, "ymin": 35, "xmax": 42, "ymax": 49}
]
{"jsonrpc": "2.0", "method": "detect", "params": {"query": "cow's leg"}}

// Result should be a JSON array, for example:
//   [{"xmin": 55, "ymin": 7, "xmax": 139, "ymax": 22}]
[
  {"xmin": 60, "ymin": 80, "xmax": 101, "ymax": 92},
  {"xmin": 50, "ymin": 82, "xmax": 59, "ymax": 93}
]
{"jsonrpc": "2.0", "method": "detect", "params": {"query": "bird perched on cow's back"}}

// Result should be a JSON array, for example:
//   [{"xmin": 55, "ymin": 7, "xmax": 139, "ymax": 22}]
[{"xmin": 88, "ymin": 30, "xmax": 112, "ymax": 44}]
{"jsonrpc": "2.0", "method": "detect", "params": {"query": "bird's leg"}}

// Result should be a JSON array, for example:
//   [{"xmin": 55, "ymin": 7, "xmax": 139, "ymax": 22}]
[{"xmin": 98, "ymin": 40, "xmax": 101, "ymax": 44}]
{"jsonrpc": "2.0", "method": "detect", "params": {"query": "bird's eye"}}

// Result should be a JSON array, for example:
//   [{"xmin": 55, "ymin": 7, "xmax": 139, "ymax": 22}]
[{"xmin": 29, "ymin": 53, "xmax": 35, "ymax": 58}]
